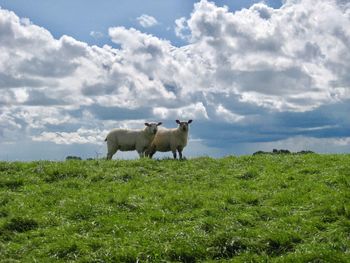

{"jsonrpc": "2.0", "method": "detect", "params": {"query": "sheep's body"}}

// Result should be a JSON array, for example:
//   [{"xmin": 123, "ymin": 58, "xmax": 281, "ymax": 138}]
[
  {"xmin": 148, "ymin": 120, "xmax": 192, "ymax": 159},
  {"xmin": 105, "ymin": 122, "xmax": 161, "ymax": 160},
  {"xmin": 150, "ymin": 128, "xmax": 188, "ymax": 152}
]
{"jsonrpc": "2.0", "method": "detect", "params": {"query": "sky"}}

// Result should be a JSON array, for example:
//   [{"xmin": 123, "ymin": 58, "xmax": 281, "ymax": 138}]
[{"xmin": 0, "ymin": 0, "xmax": 349, "ymax": 160}]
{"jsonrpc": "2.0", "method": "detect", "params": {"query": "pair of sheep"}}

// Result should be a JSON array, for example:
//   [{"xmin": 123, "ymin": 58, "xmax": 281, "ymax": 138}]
[{"xmin": 105, "ymin": 120, "xmax": 193, "ymax": 160}]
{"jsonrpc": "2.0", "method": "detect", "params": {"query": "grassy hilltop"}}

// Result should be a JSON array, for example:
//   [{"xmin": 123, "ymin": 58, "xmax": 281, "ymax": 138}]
[{"xmin": 0, "ymin": 154, "xmax": 349, "ymax": 262}]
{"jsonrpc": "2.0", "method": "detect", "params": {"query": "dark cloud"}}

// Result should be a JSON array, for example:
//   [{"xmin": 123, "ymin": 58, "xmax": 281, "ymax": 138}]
[
  {"xmin": 24, "ymin": 90, "xmax": 66, "ymax": 106},
  {"xmin": 234, "ymin": 67, "xmax": 312, "ymax": 95},
  {"xmin": 86, "ymin": 105, "xmax": 153, "ymax": 121},
  {"xmin": 297, "ymin": 42, "xmax": 324, "ymax": 61},
  {"xmin": 192, "ymin": 100, "xmax": 350, "ymax": 149},
  {"xmin": 18, "ymin": 56, "xmax": 79, "ymax": 78},
  {"xmin": 0, "ymin": 73, "xmax": 45, "ymax": 88},
  {"xmin": 82, "ymin": 83, "xmax": 118, "ymax": 96},
  {"xmin": 252, "ymin": 3, "xmax": 273, "ymax": 20}
]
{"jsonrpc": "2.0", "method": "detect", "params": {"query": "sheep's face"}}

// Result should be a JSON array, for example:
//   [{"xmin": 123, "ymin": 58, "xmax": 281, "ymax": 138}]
[
  {"xmin": 145, "ymin": 122, "xmax": 162, "ymax": 135},
  {"xmin": 176, "ymin": 119, "xmax": 193, "ymax": 132}
]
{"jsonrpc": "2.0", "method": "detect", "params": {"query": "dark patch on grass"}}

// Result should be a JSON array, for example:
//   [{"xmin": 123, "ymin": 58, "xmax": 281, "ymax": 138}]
[
  {"xmin": 149, "ymin": 211, "xmax": 169, "ymax": 223},
  {"xmin": 64, "ymin": 181, "xmax": 81, "ymax": 189},
  {"xmin": 257, "ymin": 208, "xmax": 276, "ymax": 222},
  {"xmin": 88, "ymin": 241, "xmax": 103, "ymax": 252},
  {"xmin": 226, "ymin": 197, "xmax": 239, "ymax": 205},
  {"xmin": 336, "ymin": 204, "xmax": 350, "ymax": 219},
  {"xmin": 239, "ymin": 169, "xmax": 259, "ymax": 180},
  {"xmin": 120, "ymin": 173, "xmax": 133, "ymax": 182},
  {"xmin": 280, "ymin": 182, "xmax": 288, "ymax": 189},
  {"xmin": 239, "ymin": 194, "xmax": 260, "ymax": 206},
  {"xmin": 117, "ymin": 200, "xmax": 138, "ymax": 211},
  {"xmin": 68, "ymin": 205, "xmax": 96, "ymax": 221},
  {"xmin": 200, "ymin": 219, "xmax": 217, "ymax": 233},
  {"xmin": 109, "ymin": 197, "xmax": 139, "ymax": 212},
  {"xmin": 265, "ymin": 234, "xmax": 302, "ymax": 256},
  {"xmin": 90, "ymin": 174, "xmax": 105, "ymax": 182},
  {"xmin": 167, "ymin": 250, "xmax": 197, "ymax": 263},
  {"xmin": 167, "ymin": 196, "xmax": 203, "ymax": 212},
  {"xmin": 50, "ymin": 243, "xmax": 80, "ymax": 260},
  {"xmin": 0, "ymin": 209, "xmax": 8, "ymax": 217},
  {"xmin": 210, "ymin": 235, "xmax": 248, "ymax": 259},
  {"xmin": 166, "ymin": 235, "xmax": 204, "ymax": 262},
  {"xmin": 259, "ymin": 213, "xmax": 272, "ymax": 221},
  {"xmin": 0, "ymin": 229, "xmax": 12, "ymax": 241},
  {"xmin": 324, "ymin": 180, "xmax": 338, "ymax": 188},
  {"xmin": 0, "ymin": 179, "xmax": 24, "ymax": 190},
  {"xmin": 115, "ymin": 253, "xmax": 139, "ymax": 263},
  {"xmin": 0, "ymin": 162, "xmax": 20, "ymax": 172},
  {"xmin": 237, "ymin": 215, "xmax": 255, "ymax": 227},
  {"xmin": 300, "ymin": 168, "xmax": 320, "ymax": 175},
  {"xmin": 44, "ymin": 166, "xmax": 87, "ymax": 182},
  {"xmin": 321, "ymin": 215, "xmax": 338, "ymax": 223},
  {"xmin": 201, "ymin": 222, "xmax": 214, "ymax": 233},
  {"xmin": 315, "ymin": 221, "xmax": 327, "ymax": 231},
  {"xmin": 3, "ymin": 217, "xmax": 39, "ymax": 233},
  {"xmin": 314, "ymin": 207, "xmax": 341, "ymax": 223},
  {"xmin": 0, "ymin": 196, "xmax": 10, "ymax": 206},
  {"xmin": 246, "ymin": 198, "xmax": 259, "ymax": 206},
  {"xmin": 103, "ymin": 172, "xmax": 134, "ymax": 183},
  {"xmin": 32, "ymin": 163, "xmax": 45, "ymax": 174}
]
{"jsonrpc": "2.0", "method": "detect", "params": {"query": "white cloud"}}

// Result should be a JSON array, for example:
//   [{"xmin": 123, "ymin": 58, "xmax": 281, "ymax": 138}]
[
  {"xmin": 196, "ymin": 0, "xmax": 348, "ymax": 110},
  {"xmin": 153, "ymin": 102, "xmax": 209, "ymax": 120},
  {"xmin": 32, "ymin": 128, "xmax": 107, "ymax": 145},
  {"xmin": 137, "ymin": 14, "xmax": 158, "ymax": 28},
  {"xmin": 333, "ymin": 137, "xmax": 350, "ymax": 146},
  {"xmin": 12, "ymin": 106, "xmax": 74, "ymax": 129},
  {"xmin": 90, "ymin": 31, "xmax": 104, "ymax": 39},
  {"xmin": 295, "ymin": 125, "xmax": 339, "ymax": 132},
  {"xmin": 175, "ymin": 17, "xmax": 190, "ymax": 40},
  {"xmin": 3, "ymin": 0, "xmax": 349, "ymax": 114},
  {"xmin": 111, "ymin": 119, "xmax": 150, "ymax": 130},
  {"xmin": 216, "ymin": 104, "xmax": 244, "ymax": 123}
]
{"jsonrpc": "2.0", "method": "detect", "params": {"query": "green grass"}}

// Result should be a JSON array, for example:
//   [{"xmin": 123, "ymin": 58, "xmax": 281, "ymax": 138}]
[{"xmin": 0, "ymin": 154, "xmax": 349, "ymax": 262}]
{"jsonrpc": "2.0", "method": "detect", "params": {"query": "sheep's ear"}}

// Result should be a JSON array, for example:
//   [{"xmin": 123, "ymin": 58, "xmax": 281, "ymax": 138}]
[
  {"xmin": 157, "ymin": 122, "xmax": 162, "ymax": 126},
  {"xmin": 144, "ymin": 123, "xmax": 150, "ymax": 127},
  {"xmin": 188, "ymin": 120, "xmax": 193, "ymax": 124},
  {"xmin": 176, "ymin": 120, "xmax": 180, "ymax": 124}
]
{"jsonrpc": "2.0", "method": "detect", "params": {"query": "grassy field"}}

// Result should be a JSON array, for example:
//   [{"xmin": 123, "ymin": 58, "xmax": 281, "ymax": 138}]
[{"xmin": 0, "ymin": 154, "xmax": 349, "ymax": 262}]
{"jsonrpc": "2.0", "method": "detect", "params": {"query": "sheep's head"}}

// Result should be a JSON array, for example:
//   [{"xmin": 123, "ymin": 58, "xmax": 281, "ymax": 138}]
[
  {"xmin": 176, "ymin": 120, "xmax": 193, "ymax": 132},
  {"xmin": 145, "ymin": 122, "xmax": 162, "ymax": 135}
]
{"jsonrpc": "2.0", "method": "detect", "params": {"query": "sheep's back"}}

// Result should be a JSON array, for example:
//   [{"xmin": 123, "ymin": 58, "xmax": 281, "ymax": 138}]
[{"xmin": 107, "ymin": 129, "xmax": 141, "ymax": 145}]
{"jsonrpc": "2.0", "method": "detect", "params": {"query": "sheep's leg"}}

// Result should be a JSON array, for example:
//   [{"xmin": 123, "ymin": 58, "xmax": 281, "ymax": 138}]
[
  {"xmin": 172, "ymin": 151, "xmax": 177, "ymax": 159},
  {"xmin": 177, "ymin": 146, "xmax": 184, "ymax": 160},
  {"xmin": 147, "ymin": 146, "xmax": 156, "ymax": 159},
  {"xmin": 178, "ymin": 150, "xmax": 183, "ymax": 160},
  {"xmin": 137, "ymin": 151, "xmax": 144, "ymax": 158},
  {"xmin": 107, "ymin": 150, "xmax": 117, "ymax": 160},
  {"xmin": 106, "ymin": 141, "xmax": 118, "ymax": 160},
  {"xmin": 144, "ymin": 149, "xmax": 150, "ymax": 157},
  {"xmin": 148, "ymin": 151, "xmax": 156, "ymax": 159}
]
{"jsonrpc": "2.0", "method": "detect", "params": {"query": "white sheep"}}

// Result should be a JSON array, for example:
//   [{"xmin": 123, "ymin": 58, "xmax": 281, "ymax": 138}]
[
  {"xmin": 147, "ymin": 120, "xmax": 193, "ymax": 159},
  {"xmin": 105, "ymin": 122, "xmax": 162, "ymax": 160}
]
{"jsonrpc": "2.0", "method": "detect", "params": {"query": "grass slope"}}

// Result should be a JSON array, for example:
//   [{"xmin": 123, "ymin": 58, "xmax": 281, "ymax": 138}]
[{"xmin": 0, "ymin": 155, "xmax": 349, "ymax": 262}]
